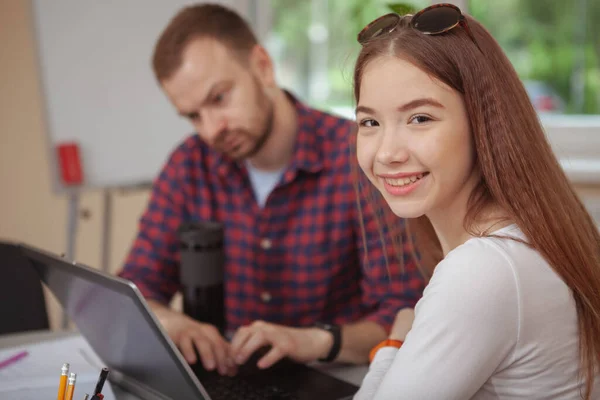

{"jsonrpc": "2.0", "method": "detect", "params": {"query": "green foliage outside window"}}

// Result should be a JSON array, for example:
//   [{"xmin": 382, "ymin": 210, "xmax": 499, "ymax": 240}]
[
  {"xmin": 269, "ymin": 0, "xmax": 428, "ymax": 111},
  {"xmin": 470, "ymin": 0, "xmax": 599, "ymax": 114},
  {"xmin": 269, "ymin": 0, "xmax": 599, "ymax": 115}
]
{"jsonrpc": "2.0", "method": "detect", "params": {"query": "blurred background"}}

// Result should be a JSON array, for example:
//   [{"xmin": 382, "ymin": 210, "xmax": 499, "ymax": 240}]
[
  {"xmin": 1, "ymin": 0, "xmax": 599, "ymax": 330},
  {"xmin": 266, "ymin": 0, "xmax": 599, "ymax": 116}
]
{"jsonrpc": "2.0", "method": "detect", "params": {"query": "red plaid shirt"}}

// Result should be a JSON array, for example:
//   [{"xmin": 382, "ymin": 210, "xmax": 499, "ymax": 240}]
[{"xmin": 118, "ymin": 97, "xmax": 425, "ymax": 332}]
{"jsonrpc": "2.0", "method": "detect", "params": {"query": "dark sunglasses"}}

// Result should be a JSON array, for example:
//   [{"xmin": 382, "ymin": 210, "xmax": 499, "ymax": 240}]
[{"xmin": 357, "ymin": 3, "xmax": 481, "ymax": 51}]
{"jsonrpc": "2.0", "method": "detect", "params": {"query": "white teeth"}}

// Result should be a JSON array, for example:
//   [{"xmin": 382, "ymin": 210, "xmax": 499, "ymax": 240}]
[{"xmin": 384, "ymin": 173, "xmax": 425, "ymax": 187}]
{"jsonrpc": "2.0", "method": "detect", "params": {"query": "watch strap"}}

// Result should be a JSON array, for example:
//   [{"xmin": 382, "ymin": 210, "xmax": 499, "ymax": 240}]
[{"xmin": 315, "ymin": 322, "xmax": 341, "ymax": 362}]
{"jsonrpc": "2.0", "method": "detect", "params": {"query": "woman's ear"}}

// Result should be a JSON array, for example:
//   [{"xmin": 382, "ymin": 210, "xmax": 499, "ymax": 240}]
[{"xmin": 249, "ymin": 44, "xmax": 276, "ymax": 88}]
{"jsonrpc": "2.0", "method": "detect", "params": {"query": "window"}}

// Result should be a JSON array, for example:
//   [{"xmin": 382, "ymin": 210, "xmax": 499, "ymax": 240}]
[
  {"xmin": 263, "ymin": 0, "xmax": 430, "ymax": 119},
  {"xmin": 468, "ymin": 0, "xmax": 600, "ymax": 184},
  {"xmin": 469, "ymin": 0, "xmax": 599, "ymax": 115}
]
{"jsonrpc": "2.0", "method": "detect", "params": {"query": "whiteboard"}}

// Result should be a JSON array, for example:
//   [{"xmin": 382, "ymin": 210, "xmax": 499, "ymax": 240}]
[{"xmin": 31, "ymin": 0, "xmax": 251, "ymax": 191}]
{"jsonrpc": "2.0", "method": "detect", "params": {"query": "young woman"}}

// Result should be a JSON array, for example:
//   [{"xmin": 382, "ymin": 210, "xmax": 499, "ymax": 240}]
[{"xmin": 352, "ymin": 4, "xmax": 600, "ymax": 399}]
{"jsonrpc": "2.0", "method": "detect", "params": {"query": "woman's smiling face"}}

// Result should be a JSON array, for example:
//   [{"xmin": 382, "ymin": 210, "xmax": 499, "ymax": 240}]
[{"xmin": 355, "ymin": 56, "xmax": 478, "ymax": 219}]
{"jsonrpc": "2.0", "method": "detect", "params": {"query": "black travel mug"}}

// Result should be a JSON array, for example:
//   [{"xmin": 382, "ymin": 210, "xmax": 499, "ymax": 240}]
[{"xmin": 177, "ymin": 221, "xmax": 226, "ymax": 334}]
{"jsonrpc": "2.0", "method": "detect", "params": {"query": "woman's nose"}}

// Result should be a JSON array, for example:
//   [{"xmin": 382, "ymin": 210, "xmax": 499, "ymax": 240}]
[{"xmin": 375, "ymin": 128, "xmax": 409, "ymax": 165}]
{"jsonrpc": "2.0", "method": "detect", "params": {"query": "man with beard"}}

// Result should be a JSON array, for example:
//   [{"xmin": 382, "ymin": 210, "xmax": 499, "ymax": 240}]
[{"xmin": 118, "ymin": 3, "xmax": 424, "ymax": 376}]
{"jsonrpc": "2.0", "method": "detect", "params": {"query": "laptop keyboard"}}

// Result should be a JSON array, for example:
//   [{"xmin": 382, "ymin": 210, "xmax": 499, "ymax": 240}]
[{"xmin": 202, "ymin": 373, "xmax": 298, "ymax": 400}]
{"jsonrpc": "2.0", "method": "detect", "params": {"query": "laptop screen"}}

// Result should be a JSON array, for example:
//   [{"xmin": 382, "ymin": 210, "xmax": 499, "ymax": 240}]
[{"xmin": 17, "ymin": 243, "xmax": 210, "ymax": 400}]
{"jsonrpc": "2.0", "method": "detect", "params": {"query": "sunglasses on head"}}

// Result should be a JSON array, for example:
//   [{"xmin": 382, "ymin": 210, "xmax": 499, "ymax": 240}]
[{"xmin": 357, "ymin": 3, "xmax": 481, "ymax": 51}]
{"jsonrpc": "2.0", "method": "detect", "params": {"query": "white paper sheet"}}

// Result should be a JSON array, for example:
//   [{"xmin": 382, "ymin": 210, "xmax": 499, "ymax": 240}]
[{"xmin": 0, "ymin": 335, "xmax": 116, "ymax": 400}]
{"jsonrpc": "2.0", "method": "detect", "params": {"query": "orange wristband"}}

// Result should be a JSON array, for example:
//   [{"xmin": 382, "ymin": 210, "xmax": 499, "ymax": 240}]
[{"xmin": 369, "ymin": 339, "xmax": 403, "ymax": 363}]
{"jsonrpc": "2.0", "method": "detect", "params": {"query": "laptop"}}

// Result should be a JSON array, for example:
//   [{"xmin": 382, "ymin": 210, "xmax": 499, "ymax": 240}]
[{"xmin": 4, "ymin": 241, "xmax": 359, "ymax": 400}]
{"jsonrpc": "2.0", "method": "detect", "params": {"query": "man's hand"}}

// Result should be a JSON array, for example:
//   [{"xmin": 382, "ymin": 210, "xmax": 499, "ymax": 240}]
[
  {"xmin": 229, "ymin": 321, "xmax": 333, "ymax": 370},
  {"xmin": 389, "ymin": 308, "xmax": 415, "ymax": 341},
  {"xmin": 148, "ymin": 300, "xmax": 234, "ymax": 375}
]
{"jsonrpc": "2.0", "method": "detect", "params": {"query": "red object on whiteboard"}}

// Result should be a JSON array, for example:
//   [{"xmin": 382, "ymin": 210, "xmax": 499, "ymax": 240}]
[{"xmin": 56, "ymin": 142, "xmax": 84, "ymax": 185}]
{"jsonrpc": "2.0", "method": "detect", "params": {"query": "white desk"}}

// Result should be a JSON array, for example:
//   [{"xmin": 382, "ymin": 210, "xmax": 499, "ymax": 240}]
[{"xmin": 0, "ymin": 330, "xmax": 368, "ymax": 399}]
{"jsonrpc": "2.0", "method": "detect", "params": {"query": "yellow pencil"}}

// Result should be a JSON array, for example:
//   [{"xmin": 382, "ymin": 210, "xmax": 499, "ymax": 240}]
[
  {"xmin": 57, "ymin": 363, "xmax": 69, "ymax": 400},
  {"xmin": 65, "ymin": 372, "xmax": 77, "ymax": 400}
]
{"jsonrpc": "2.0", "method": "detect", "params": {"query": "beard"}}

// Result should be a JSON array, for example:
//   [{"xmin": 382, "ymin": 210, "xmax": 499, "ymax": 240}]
[
  {"xmin": 228, "ymin": 78, "xmax": 275, "ymax": 160},
  {"xmin": 244, "ymin": 99, "xmax": 274, "ymax": 158},
  {"xmin": 222, "ymin": 103, "xmax": 273, "ymax": 161}
]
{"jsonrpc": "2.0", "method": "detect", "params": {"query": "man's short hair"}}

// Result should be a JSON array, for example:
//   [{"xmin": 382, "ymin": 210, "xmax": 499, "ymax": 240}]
[{"xmin": 152, "ymin": 3, "xmax": 258, "ymax": 82}]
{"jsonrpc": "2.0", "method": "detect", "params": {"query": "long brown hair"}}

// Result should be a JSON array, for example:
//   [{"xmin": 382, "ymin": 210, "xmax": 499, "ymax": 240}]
[{"xmin": 353, "ymin": 13, "xmax": 600, "ymax": 398}]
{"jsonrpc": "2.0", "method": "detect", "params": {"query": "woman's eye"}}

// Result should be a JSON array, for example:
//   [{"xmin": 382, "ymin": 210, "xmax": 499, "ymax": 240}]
[
  {"xmin": 359, "ymin": 119, "xmax": 379, "ymax": 127},
  {"xmin": 409, "ymin": 115, "xmax": 432, "ymax": 124}
]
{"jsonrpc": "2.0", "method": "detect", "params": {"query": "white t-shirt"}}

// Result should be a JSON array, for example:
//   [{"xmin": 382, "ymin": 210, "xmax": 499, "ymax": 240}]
[
  {"xmin": 245, "ymin": 161, "xmax": 285, "ymax": 208},
  {"xmin": 354, "ymin": 224, "xmax": 598, "ymax": 400}
]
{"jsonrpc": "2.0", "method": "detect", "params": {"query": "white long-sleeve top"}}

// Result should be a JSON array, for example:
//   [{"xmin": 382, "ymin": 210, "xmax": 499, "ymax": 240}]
[{"xmin": 355, "ymin": 225, "xmax": 598, "ymax": 400}]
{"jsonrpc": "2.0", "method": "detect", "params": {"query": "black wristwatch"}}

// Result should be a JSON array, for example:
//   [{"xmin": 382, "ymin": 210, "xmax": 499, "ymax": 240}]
[{"xmin": 315, "ymin": 322, "xmax": 342, "ymax": 362}]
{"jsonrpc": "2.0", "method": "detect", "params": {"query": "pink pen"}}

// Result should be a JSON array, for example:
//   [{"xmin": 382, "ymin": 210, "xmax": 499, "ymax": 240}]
[{"xmin": 0, "ymin": 350, "xmax": 28, "ymax": 370}]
